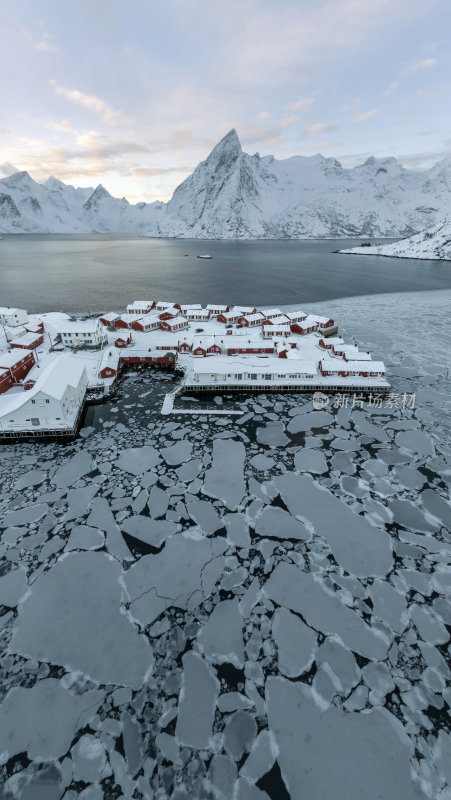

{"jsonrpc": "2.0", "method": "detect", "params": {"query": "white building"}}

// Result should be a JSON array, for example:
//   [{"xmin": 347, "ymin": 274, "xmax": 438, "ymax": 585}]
[
  {"xmin": 0, "ymin": 356, "xmax": 88, "ymax": 433},
  {"xmin": 0, "ymin": 307, "xmax": 29, "ymax": 328},
  {"xmin": 59, "ymin": 319, "xmax": 107, "ymax": 350},
  {"xmin": 190, "ymin": 357, "xmax": 318, "ymax": 385}
]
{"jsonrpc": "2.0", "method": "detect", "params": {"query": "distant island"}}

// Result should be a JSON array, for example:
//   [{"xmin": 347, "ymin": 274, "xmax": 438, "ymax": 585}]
[{"xmin": 339, "ymin": 218, "xmax": 451, "ymax": 261}]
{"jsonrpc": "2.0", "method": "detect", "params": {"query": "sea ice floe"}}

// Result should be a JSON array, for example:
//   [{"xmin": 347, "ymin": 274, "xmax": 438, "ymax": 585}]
[
  {"xmin": 264, "ymin": 563, "xmax": 389, "ymax": 660},
  {"xmin": 13, "ymin": 469, "xmax": 46, "ymax": 491},
  {"xmin": 0, "ymin": 679, "xmax": 103, "ymax": 762},
  {"xmin": 53, "ymin": 450, "xmax": 96, "ymax": 488},
  {"xmin": 273, "ymin": 473, "xmax": 393, "ymax": 577},
  {"xmin": 234, "ymin": 778, "xmax": 271, "ymax": 799},
  {"xmin": 86, "ymin": 497, "xmax": 132, "ymax": 561},
  {"xmin": 249, "ymin": 454, "xmax": 275, "ymax": 471},
  {"xmin": 208, "ymin": 754, "xmax": 237, "ymax": 799},
  {"xmin": 272, "ymin": 607, "xmax": 317, "ymax": 677},
  {"xmin": 116, "ymin": 445, "xmax": 160, "ymax": 475},
  {"xmin": 287, "ymin": 409, "xmax": 334, "ymax": 434},
  {"xmin": 395, "ymin": 429, "xmax": 435, "ymax": 457},
  {"xmin": 217, "ymin": 692, "xmax": 254, "ymax": 712},
  {"xmin": 0, "ymin": 566, "xmax": 28, "ymax": 607},
  {"xmin": 388, "ymin": 499, "xmax": 437, "ymax": 533},
  {"xmin": 121, "ymin": 515, "xmax": 179, "ymax": 547},
  {"xmin": 223, "ymin": 710, "xmax": 257, "ymax": 761},
  {"xmin": 240, "ymin": 729, "xmax": 275, "ymax": 783},
  {"xmin": 368, "ymin": 579, "xmax": 407, "ymax": 634},
  {"xmin": 421, "ymin": 488, "xmax": 451, "ymax": 528},
  {"xmin": 9, "ymin": 552, "xmax": 153, "ymax": 688},
  {"xmin": 147, "ymin": 485, "xmax": 169, "ymax": 517},
  {"xmin": 61, "ymin": 485, "xmax": 99, "ymax": 522},
  {"xmin": 186, "ymin": 498, "xmax": 223, "ymax": 534},
  {"xmin": 257, "ymin": 421, "xmax": 290, "ymax": 448},
  {"xmin": 3, "ymin": 503, "xmax": 49, "ymax": 527},
  {"xmin": 267, "ymin": 677, "xmax": 427, "ymax": 800},
  {"xmin": 175, "ymin": 651, "xmax": 219, "ymax": 749},
  {"xmin": 254, "ymin": 505, "xmax": 310, "ymax": 541},
  {"xmin": 224, "ymin": 512, "xmax": 251, "ymax": 548},
  {"xmin": 123, "ymin": 532, "xmax": 227, "ymax": 626},
  {"xmin": 294, "ymin": 447, "xmax": 328, "ymax": 474},
  {"xmin": 410, "ymin": 604, "xmax": 449, "ymax": 645},
  {"xmin": 198, "ymin": 598, "xmax": 244, "ymax": 668},
  {"xmin": 71, "ymin": 734, "xmax": 107, "ymax": 783},
  {"xmin": 161, "ymin": 440, "xmax": 193, "ymax": 465},
  {"xmin": 203, "ymin": 438, "xmax": 245, "ymax": 510}
]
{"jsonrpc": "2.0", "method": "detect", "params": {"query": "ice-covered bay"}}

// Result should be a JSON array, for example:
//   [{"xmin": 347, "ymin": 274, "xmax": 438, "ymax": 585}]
[{"xmin": 0, "ymin": 289, "xmax": 450, "ymax": 799}]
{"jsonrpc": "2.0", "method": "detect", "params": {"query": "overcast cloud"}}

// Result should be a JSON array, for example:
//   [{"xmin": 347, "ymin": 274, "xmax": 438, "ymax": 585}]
[{"xmin": 0, "ymin": 0, "xmax": 449, "ymax": 201}]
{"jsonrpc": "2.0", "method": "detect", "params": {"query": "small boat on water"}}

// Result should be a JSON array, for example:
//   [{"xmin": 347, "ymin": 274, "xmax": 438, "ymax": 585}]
[{"xmin": 197, "ymin": 254, "xmax": 212, "ymax": 259}]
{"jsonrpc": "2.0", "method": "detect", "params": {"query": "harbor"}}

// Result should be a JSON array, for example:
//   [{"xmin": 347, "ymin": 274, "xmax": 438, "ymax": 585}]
[{"xmin": 0, "ymin": 299, "xmax": 389, "ymax": 440}]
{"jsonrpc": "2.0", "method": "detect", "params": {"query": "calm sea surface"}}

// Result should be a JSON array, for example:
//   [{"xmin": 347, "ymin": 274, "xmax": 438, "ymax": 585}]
[{"xmin": 0, "ymin": 234, "xmax": 450, "ymax": 314}]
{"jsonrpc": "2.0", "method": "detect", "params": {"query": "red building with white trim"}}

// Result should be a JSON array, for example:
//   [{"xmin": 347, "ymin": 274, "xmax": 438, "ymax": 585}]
[
  {"xmin": 159, "ymin": 317, "xmax": 188, "ymax": 332},
  {"xmin": 0, "ymin": 368, "xmax": 13, "ymax": 395},
  {"xmin": 10, "ymin": 332, "xmax": 44, "ymax": 350},
  {"xmin": 0, "ymin": 350, "xmax": 35, "ymax": 382},
  {"xmin": 131, "ymin": 313, "xmax": 161, "ymax": 332}
]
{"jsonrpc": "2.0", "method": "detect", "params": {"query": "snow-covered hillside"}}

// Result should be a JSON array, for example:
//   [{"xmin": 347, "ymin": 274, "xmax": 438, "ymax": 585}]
[
  {"xmin": 2, "ymin": 129, "xmax": 451, "ymax": 237},
  {"xmin": 0, "ymin": 172, "xmax": 163, "ymax": 234},
  {"xmin": 339, "ymin": 218, "xmax": 451, "ymax": 260}
]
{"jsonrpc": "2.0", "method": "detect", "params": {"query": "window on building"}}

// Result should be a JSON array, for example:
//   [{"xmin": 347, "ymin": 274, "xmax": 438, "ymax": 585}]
[
  {"xmin": 45, "ymin": 399, "xmax": 49, "ymax": 403},
  {"xmin": 32, "ymin": 399, "xmax": 36, "ymax": 404}
]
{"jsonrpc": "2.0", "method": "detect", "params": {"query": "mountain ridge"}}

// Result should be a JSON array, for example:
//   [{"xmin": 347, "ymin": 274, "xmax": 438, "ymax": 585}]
[{"xmin": 1, "ymin": 129, "xmax": 451, "ymax": 239}]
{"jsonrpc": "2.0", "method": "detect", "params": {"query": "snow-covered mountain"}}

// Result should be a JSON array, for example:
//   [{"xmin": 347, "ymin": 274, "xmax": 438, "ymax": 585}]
[
  {"xmin": 1, "ymin": 129, "xmax": 451, "ymax": 237},
  {"xmin": 339, "ymin": 218, "xmax": 451, "ymax": 260},
  {"xmin": 0, "ymin": 172, "xmax": 163, "ymax": 234}
]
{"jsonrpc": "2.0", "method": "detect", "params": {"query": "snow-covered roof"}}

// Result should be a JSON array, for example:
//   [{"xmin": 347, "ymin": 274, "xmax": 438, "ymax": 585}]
[
  {"xmin": 206, "ymin": 304, "xmax": 228, "ymax": 311},
  {"xmin": 126, "ymin": 300, "xmax": 154, "ymax": 310},
  {"xmin": 285, "ymin": 310, "xmax": 307, "ymax": 320},
  {"xmin": 0, "ymin": 355, "xmax": 86, "ymax": 416},
  {"xmin": 263, "ymin": 323, "xmax": 291, "ymax": 333},
  {"xmin": 295, "ymin": 314, "xmax": 318, "ymax": 327},
  {"xmin": 312, "ymin": 315, "xmax": 333, "ymax": 325},
  {"xmin": 59, "ymin": 319, "xmax": 101, "ymax": 334},
  {"xmin": 100, "ymin": 312, "xmax": 120, "ymax": 322},
  {"xmin": 262, "ymin": 308, "xmax": 283, "ymax": 317},
  {"xmin": 180, "ymin": 304, "xmax": 202, "ymax": 311},
  {"xmin": 239, "ymin": 312, "xmax": 265, "ymax": 323},
  {"xmin": 230, "ymin": 306, "xmax": 255, "ymax": 314},
  {"xmin": 100, "ymin": 349, "xmax": 120, "ymax": 371},
  {"xmin": 9, "ymin": 332, "xmax": 41, "ymax": 347},
  {"xmin": 341, "ymin": 347, "xmax": 372, "ymax": 361},
  {"xmin": 192, "ymin": 356, "xmax": 317, "ymax": 375},
  {"xmin": 0, "ymin": 307, "xmax": 24, "ymax": 315},
  {"xmin": 0, "ymin": 350, "xmax": 34, "ymax": 368},
  {"xmin": 322, "ymin": 336, "xmax": 344, "ymax": 345}
]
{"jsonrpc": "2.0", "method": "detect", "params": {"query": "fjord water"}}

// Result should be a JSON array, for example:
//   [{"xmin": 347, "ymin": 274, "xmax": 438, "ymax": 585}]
[{"xmin": 1, "ymin": 234, "xmax": 450, "ymax": 314}]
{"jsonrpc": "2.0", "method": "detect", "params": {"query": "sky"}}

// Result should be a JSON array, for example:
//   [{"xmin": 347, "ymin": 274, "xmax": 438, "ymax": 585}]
[{"xmin": 0, "ymin": 0, "xmax": 450, "ymax": 203}]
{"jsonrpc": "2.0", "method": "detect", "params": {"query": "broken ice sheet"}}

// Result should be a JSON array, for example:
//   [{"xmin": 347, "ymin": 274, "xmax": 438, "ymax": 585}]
[
  {"xmin": 264, "ymin": 563, "xmax": 389, "ymax": 660},
  {"xmin": 198, "ymin": 598, "xmax": 244, "ymax": 667},
  {"xmin": 272, "ymin": 607, "xmax": 317, "ymax": 677},
  {"xmin": 176, "ymin": 651, "xmax": 218, "ymax": 749},
  {"xmin": 273, "ymin": 473, "xmax": 393, "ymax": 577},
  {"xmin": 123, "ymin": 531, "xmax": 227, "ymax": 626},
  {"xmin": 0, "ymin": 679, "xmax": 103, "ymax": 762},
  {"xmin": 9, "ymin": 552, "xmax": 153, "ymax": 688},
  {"xmin": 203, "ymin": 438, "xmax": 245, "ymax": 510},
  {"xmin": 267, "ymin": 677, "xmax": 427, "ymax": 800}
]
